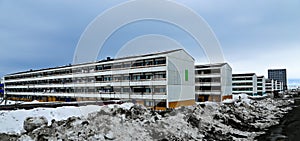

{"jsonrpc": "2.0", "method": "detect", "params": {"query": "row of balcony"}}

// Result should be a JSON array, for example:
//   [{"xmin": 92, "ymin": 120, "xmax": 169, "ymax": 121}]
[
  {"xmin": 5, "ymin": 57, "xmax": 167, "ymax": 81},
  {"xmin": 5, "ymin": 72, "xmax": 167, "ymax": 86},
  {"xmin": 6, "ymin": 86, "xmax": 167, "ymax": 95}
]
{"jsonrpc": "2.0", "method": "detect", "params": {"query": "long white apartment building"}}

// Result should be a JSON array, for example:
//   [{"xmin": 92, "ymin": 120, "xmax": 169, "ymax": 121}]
[
  {"xmin": 232, "ymin": 73, "xmax": 257, "ymax": 96},
  {"xmin": 257, "ymin": 76, "xmax": 266, "ymax": 96},
  {"xmin": 195, "ymin": 63, "xmax": 232, "ymax": 102},
  {"xmin": 3, "ymin": 49, "xmax": 195, "ymax": 110}
]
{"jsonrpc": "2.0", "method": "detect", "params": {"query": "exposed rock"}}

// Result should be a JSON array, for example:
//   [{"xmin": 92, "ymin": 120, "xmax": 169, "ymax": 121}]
[
  {"xmin": 0, "ymin": 133, "xmax": 19, "ymax": 141},
  {"xmin": 104, "ymin": 130, "xmax": 115, "ymax": 140},
  {"xmin": 23, "ymin": 116, "xmax": 48, "ymax": 132},
  {"xmin": 18, "ymin": 135, "xmax": 33, "ymax": 141}
]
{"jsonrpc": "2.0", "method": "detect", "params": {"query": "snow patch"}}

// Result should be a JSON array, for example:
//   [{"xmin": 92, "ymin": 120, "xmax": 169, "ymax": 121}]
[{"xmin": 0, "ymin": 105, "xmax": 102, "ymax": 134}]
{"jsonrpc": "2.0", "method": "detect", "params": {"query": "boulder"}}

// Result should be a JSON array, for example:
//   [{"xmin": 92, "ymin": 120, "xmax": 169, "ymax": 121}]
[
  {"xmin": 104, "ymin": 131, "xmax": 116, "ymax": 140},
  {"xmin": 23, "ymin": 116, "xmax": 48, "ymax": 132}
]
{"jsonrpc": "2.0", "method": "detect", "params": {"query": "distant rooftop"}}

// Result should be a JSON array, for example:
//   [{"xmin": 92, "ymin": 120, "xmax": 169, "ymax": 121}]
[
  {"xmin": 232, "ymin": 73, "xmax": 256, "ymax": 77},
  {"xmin": 268, "ymin": 69, "xmax": 286, "ymax": 71}
]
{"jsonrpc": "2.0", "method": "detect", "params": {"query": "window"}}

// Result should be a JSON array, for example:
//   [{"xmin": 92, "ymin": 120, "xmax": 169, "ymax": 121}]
[
  {"xmin": 233, "ymin": 88, "xmax": 253, "ymax": 91},
  {"xmin": 199, "ymin": 86, "xmax": 221, "ymax": 91},
  {"xmin": 154, "ymin": 86, "xmax": 166, "ymax": 94},
  {"xmin": 98, "ymin": 87, "xmax": 114, "ymax": 93},
  {"xmin": 122, "ymin": 87, "xmax": 130, "ymax": 93},
  {"xmin": 232, "ymin": 82, "xmax": 253, "ymax": 86},
  {"xmin": 132, "ymin": 87, "xmax": 143, "ymax": 93},
  {"xmin": 132, "ymin": 74, "xmax": 141, "ymax": 81},
  {"xmin": 122, "ymin": 75, "xmax": 130, "ymax": 81},
  {"xmin": 103, "ymin": 64, "xmax": 112, "ymax": 70},
  {"xmin": 154, "ymin": 72, "xmax": 166, "ymax": 79},
  {"xmin": 104, "ymin": 75, "xmax": 112, "ymax": 82},
  {"xmin": 122, "ymin": 62, "xmax": 131, "ymax": 68},
  {"xmin": 132, "ymin": 60, "xmax": 144, "ymax": 67},
  {"xmin": 113, "ymin": 75, "xmax": 122, "ymax": 82},
  {"xmin": 232, "ymin": 78, "xmax": 252, "ymax": 81},
  {"xmin": 88, "ymin": 77, "xmax": 95, "ymax": 83},
  {"xmin": 145, "ymin": 100, "xmax": 154, "ymax": 107},
  {"xmin": 113, "ymin": 87, "xmax": 121, "ymax": 93},
  {"xmin": 112, "ymin": 63, "xmax": 122, "ymax": 69},
  {"xmin": 154, "ymin": 58, "xmax": 166, "ymax": 65},
  {"xmin": 95, "ymin": 76, "xmax": 103, "ymax": 82},
  {"xmin": 211, "ymin": 69, "xmax": 220, "ymax": 74},
  {"xmin": 145, "ymin": 88, "xmax": 151, "ymax": 93},
  {"xmin": 89, "ymin": 66, "xmax": 95, "ymax": 72},
  {"xmin": 96, "ymin": 65, "xmax": 103, "ymax": 71},
  {"xmin": 144, "ymin": 59, "xmax": 153, "ymax": 66},
  {"xmin": 144, "ymin": 73, "xmax": 153, "ymax": 80}
]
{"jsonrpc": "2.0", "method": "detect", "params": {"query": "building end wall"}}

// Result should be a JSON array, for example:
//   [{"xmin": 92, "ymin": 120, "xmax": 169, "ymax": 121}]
[{"xmin": 167, "ymin": 50, "xmax": 195, "ymax": 106}]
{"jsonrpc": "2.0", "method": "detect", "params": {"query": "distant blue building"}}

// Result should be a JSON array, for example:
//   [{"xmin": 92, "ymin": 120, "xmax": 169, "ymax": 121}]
[{"xmin": 268, "ymin": 69, "xmax": 287, "ymax": 91}]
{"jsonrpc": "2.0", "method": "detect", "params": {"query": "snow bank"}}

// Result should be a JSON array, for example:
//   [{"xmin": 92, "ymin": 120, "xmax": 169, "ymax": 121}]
[
  {"xmin": 0, "ymin": 105, "xmax": 102, "ymax": 134},
  {"xmin": 222, "ymin": 98, "xmax": 235, "ymax": 103},
  {"xmin": 0, "ymin": 102, "xmax": 134, "ymax": 134},
  {"xmin": 222, "ymin": 94, "xmax": 252, "ymax": 105},
  {"xmin": 106, "ymin": 102, "xmax": 134, "ymax": 110}
]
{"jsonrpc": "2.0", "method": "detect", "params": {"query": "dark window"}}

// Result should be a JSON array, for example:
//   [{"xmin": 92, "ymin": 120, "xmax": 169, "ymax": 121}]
[
  {"xmin": 103, "ymin": 64, "xmax": 112, "ymax": 70},
  {"xmin": 154, "ymin": 58, "xmax": 166, "ymax": 65}
]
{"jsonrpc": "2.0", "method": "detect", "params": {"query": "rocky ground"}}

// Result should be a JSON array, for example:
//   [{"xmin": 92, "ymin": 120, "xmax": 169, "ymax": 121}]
[{"xmin": 1, "ymin": 97, "xmax": 294, "ymax": 141}]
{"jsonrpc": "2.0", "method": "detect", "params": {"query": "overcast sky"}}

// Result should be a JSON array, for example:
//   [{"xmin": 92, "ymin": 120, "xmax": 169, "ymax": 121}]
[{"xmin": 0, "ymin": 0, "xmax": 299, "ymax": 79}]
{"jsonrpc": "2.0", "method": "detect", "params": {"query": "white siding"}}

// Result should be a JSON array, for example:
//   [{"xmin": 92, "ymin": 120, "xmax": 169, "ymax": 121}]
[
  {"xmin": 221, "ymin": 64, "xmax": 232, "ymax": 96},
  {"xmin": 167, "ymin": 50, "xmax": 195, "ymax": 102}
]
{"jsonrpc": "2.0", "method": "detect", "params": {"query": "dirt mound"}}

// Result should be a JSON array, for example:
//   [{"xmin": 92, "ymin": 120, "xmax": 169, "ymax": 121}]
[{"xmin": 13, "ymin": 99, "xmax": 294, "ymax": 141}]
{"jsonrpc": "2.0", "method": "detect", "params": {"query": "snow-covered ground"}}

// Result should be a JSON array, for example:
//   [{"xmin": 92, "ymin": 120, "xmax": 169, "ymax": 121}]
[
  {"xmin": 0, "ymin": 97, "xmax": 294, "ymax": 141},
  {"xmin": 0, "ymin": 105, "xmax": 103, "ymax": 134}
]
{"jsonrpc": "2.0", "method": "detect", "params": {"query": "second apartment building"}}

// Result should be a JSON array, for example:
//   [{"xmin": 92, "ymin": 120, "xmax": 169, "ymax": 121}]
[{"xmin": 195, "ymin": 63, "xmax": 232, "ymax": 102}]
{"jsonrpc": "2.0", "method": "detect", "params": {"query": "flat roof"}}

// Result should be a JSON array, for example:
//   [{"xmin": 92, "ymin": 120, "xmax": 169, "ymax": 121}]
[
  {"xmin": 6, "ymin": 49, "xmax": 189, "ymax": 76},
  {"xmin": 195, "ymin": 63, "xmax": 228, "ymax": 68},
  {"xmin": 268, "ymin": 69, "xmax": 286, "ymax": 71},
  {"xmin": 232, "ymin": 73, "xmax": 256, "ymax": 77}
]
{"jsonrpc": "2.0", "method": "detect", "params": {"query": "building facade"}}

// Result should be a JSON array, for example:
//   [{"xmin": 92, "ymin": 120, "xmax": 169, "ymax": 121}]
[
  {"xmin": 3, "ymin": 49, "xmax": 195, "ymax": 109},
  {"xmin": 268, "ymin": 69, "xmax": 287, "ymax": 91},
  {"xmin": 232, "ymin": 73, "xmax": 257, "ymax": 96},
  {"xmin": 266, "ymin": 79, "xmax": 283, "ymax": 98},
  {"xmin": 195, "ymin": 63, "xmax": 232, "ymax": 102},
  {"xmin": 265, "ymin": 79, "xmax": 275, "ymax": 97},
  {"xmin": 275, "ymin": 81, "xmax": 284, "ymax": 92},
  {"xmin": 257, "ymin": 76, "xmax": 266, "ymax": 96}
]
